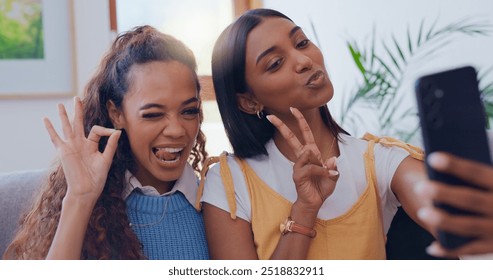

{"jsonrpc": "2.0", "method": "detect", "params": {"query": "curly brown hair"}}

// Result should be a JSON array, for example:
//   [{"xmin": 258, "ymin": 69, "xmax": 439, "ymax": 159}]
[{"xmin": 3, "ymin": 26, "xmax": 208, "ymax": 260}]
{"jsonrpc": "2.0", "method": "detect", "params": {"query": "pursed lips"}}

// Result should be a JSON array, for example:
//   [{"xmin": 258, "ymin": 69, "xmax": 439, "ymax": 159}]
[{"xmin": 306, "ymin": 70, "xmax": 324, "ymax": 85}]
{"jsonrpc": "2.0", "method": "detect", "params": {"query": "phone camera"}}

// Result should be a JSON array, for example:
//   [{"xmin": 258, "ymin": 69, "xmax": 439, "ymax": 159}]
[{"xmin": 434, "ymin": 89, "xmax": 444, "ymax": 98}]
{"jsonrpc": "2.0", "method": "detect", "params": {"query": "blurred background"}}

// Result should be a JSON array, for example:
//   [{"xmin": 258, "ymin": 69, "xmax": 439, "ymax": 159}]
[{"xmin": 1, "ymin": 0, "xmax": 492, "ymax": 173}]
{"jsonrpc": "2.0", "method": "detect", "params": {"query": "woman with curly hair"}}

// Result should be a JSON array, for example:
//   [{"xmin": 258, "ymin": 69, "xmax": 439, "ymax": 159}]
[{"xmin": 3, "ymin": 25, "xmax": 209, "ymax": 260}]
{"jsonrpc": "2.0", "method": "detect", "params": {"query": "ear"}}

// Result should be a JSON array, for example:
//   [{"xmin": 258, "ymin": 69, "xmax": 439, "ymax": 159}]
[
  {"xmin": 236, "ymin": 93, "xmax": 263, "ymax": 115},
  {"xmin": 106, "ymin": 100, "xmax": 125, "ymax": 129}
]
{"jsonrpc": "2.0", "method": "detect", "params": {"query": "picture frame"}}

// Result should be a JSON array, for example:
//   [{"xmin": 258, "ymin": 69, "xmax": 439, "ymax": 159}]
[{"xmin": 0, "ymin": 0, "xmax": 76, "ymax": 99}]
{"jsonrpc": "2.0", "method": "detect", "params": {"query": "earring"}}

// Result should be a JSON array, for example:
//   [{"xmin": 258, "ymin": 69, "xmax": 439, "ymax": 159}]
[{"xmin": 256, "ymin": 110, "xmax": 264, "ymax": 119}]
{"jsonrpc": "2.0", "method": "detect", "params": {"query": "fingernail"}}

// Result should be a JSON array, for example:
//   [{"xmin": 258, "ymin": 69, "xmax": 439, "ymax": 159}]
[
  {"xmin": 414, "ymin": 181, "xmax": 426, "ymax": 195},
  {"xmin": 326, "ymin": 156, "xmax": 337, "ymax": 165},
  {"xmin": 265, "ymin": 115, "xmax": 272, "ymax": 123},
  {"xmin": 417, "ymin": 207, "xmax": 441, "ymax": 224},
  {"xmin": 328, "ymin": 170, "xmax": 339, "ymax": 176},
  {"xmin": 414, "ymin": 181, "xmax": 435, "ymax": 196},
  {"xmin": 428, "ymin": 152, "xmax": 448, "ymax": 169},
  {"xmin": 426, "ymin": 243, "xmax": 444, "ymax": 257},
  {"xmin": 289, "ymin": 107, "xmax": 295, "ymax": 114}
]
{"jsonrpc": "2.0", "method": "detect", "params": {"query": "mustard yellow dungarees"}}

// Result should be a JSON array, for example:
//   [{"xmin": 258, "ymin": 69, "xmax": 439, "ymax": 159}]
[{"xmin": 196, "ymin": 133, "xmax": 424, "ymax": 259}]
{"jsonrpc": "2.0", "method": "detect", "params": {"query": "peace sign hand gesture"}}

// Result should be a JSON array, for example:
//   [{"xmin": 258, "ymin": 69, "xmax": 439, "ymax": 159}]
[
  {"xmin": 43, "ymin": 97, "xmax": 121, "ymax": 203},
  {"xmin": 266, "ymin": 107, "xmax": 339, "ymax": 214}
]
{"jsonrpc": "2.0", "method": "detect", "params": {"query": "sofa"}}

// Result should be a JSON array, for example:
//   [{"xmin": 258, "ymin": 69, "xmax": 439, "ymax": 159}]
[
  {"xmin": 0, "ymin": 169, "xmax": 46, "ymax": 256},
  {"xmin": 0, "ymin": 169, "xmax": 440, "ymax": 259}
]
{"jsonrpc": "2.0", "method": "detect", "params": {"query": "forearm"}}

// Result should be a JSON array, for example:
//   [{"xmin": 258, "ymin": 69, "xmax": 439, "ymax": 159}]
[
  {"xmin": 46, "ymin": 195, "xmax": 96, "ymax": 260},
  {"xmin": 270, "ymin": 202, "xmax": 318, "ymax": 260}
]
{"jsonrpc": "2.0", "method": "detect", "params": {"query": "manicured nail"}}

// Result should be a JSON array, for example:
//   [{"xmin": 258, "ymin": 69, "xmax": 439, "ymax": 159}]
[
  {"xmin": 414, "ymin": 181, "xmax": 426, "ymax": 195},
  {"xmin": 417, "ymin": 207, "xmax": 441, "ymax": 224},
  {"xmin": 428, "ymin": 152, "xmax": 448, "ymax": 169},
  {"xmin": 265, "ymin": 115, "xmax": 273, "ymax": 123},
  {"xmin": 426, "ymin": 243, "xmax": 444, "ymax": 257},
  {"xmin": 328, "ymin": 170, "xmax": 339, "ymax": 176},
  {"xmin": 414, "ymin": 181, "xmax": 434, "ymax": 196},
  {"xmin": 289, "ymin": 107, "xmax": 295, "ymax": 114}
]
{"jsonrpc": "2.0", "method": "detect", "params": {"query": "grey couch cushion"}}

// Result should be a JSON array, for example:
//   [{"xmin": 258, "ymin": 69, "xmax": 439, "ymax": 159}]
[{"xmin": 0, "ymin": 169, "xmax": 46, "ymax": 256}]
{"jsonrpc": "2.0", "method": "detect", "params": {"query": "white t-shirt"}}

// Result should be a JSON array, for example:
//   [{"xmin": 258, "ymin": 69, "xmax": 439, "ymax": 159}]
[{"xmin": 201, "ymin": 133, "xmax": 409, "ymax": 234}]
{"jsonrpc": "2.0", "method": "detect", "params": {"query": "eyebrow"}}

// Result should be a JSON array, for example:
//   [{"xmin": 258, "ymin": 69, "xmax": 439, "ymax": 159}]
[
  {"xmin": 289, "ymin": 26, "xmax": 301, "ymax": 38},
  {"xmin": 139, "ymin": 97, "xmax": 199, "ymax": 110},
  {"xmin": 255, "ymin": 26, "xmax": 302, "ymax": 65}
]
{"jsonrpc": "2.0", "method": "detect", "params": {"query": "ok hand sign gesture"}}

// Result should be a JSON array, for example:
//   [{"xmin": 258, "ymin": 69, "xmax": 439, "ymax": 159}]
[{"xmin": 43, "ymin": 97, "xmax": 121, "ymax": 203}]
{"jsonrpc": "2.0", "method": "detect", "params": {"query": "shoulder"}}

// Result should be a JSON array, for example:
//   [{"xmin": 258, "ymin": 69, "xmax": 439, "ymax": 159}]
[
  {"xmin": 339, "ymin": 133, "xmax": 369, "ymax": 148},
  {"xmin": 205, "ymin": 153, "xmax": 242, "ymax": 178},
  {"xmin": 338, "ymin": 133, "xmax": 371, "ymax": 157},
  {"xmin": 201, "ymin": 152, "xmax": 253, "ymax": 221}
]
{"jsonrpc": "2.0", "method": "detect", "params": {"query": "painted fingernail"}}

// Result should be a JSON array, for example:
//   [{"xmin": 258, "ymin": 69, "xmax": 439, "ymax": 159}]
[
  {"xmin": 417, "ymin": 207, "xmax": 441, "ymax": 224},
  {"xmin": 428, "ymin": 152, "xmax": 448, "ymax": 169},
  {"xmin": 265, "ymin": 115, "xmax": 272, "ymax": 123},
  {"xmin": 426, "ymin": 243, "xmax": 444, "ymax": 257},
  {"xmin": 414, "ymin": 181, "xmax": 426, "ymax": 195},
  {"xmin": 289, "ymin": 107, "xmax": 295, "ymax": 114},
  {"xmin": 328, "ymin": 170, "xmax": 339, "ymax": 176},
  {"xmin": 414, "ymin": 181, "xmax": 435, "ymax": 196}
]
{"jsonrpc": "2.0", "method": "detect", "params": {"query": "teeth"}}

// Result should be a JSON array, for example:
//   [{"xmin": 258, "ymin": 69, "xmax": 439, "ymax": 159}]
[
  {"xmin": 155, "ymin": 147, "xmax": 183, "ymax": 153},
  {"xmin": 153, "ymin": 147, "xmax": 183, "ymax": 163}
]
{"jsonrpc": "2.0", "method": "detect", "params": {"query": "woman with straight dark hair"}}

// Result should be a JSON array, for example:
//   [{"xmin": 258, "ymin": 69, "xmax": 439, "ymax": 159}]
[
  {"xmin": 197, "ymin": 8, "xmax": 430, "ymax": 260},
  {"xmin": 4, "ymin": 26, "xmax": 209, "ymax": 260}
]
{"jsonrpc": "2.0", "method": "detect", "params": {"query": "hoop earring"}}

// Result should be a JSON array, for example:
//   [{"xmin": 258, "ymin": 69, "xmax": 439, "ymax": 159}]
[{"xmin": 256, "ymin": 110, "xmax": 264, "ymax": 119}]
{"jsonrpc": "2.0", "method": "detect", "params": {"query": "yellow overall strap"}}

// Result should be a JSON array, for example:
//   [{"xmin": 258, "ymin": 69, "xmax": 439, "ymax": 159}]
[
  {"xmin": 363, "ymin": 139, "xmax": 386, "ymax": 242},
  {"xmin": 194, "ymin": 152, "xmax": 238, "ymax": 220},
  {"xmin": 195, "ymin": 155, "xmax": 220, "ymax": 211},
  {"xmin": 362, "ymin": 133, "xmax": 425, "ymax": 161},
  {"xmin": 361, "ymin": 132, "xmax": 425, "ymax": 243}
]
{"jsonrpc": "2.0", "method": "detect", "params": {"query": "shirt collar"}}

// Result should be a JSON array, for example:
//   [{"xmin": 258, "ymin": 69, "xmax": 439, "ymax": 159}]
[{"xmin": 121, "ymin": 163, "xmax": 198, "ymax": 205}]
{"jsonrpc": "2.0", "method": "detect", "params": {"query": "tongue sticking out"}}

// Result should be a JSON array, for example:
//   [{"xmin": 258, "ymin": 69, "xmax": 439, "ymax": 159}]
[{"xmin": 155, "ymin": 149, "xmax": 178, "ymax": 161}]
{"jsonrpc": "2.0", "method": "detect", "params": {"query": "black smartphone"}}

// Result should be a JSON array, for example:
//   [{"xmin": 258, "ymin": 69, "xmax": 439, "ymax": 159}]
[{"xmin": 415, "ymin": 65, "xmax": 491, "ymax": 249}]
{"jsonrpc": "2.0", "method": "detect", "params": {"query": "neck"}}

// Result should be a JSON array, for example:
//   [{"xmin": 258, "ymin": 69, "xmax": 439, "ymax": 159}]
[
  {"xmin": 273, "ymin": 108, "xmax": 338, "ymax": 162},
  {"xmin": 153, "ymin": 182, "xmax": 175, "ymax": 194},
  {"xmin": 132, "ymin": 168, "xmax": 175, "ymax": 194}
]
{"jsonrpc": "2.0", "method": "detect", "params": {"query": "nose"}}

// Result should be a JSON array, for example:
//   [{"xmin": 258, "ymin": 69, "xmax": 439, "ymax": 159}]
[
  {"xmin": 294, "ymin": 51, "xmax": 313, "ymax": 73},
  {"xmin": 162, "ymin": 115, "xmax": 186, "ymax": 138}
]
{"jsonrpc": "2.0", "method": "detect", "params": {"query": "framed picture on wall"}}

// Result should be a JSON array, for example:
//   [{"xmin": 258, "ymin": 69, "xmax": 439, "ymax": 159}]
[{"xmin": 0, "ymin": 0, "xmax": 76, "ymax": 99}]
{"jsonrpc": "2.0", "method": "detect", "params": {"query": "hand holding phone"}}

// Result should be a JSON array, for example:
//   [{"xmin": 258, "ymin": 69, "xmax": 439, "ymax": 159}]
[{"xmin": 415, "ymin": 66, "xmax": 491, "ymax": 249}]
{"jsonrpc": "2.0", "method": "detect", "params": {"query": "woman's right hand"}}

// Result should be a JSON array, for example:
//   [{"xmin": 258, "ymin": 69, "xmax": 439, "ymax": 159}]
[
  {"xmin": 266, "ymin": 107, "xmax": 339, "ymax": 214},
  {"xmin": 44, "ymin": 97, "xmax": 121, "ymax": 203},
  {"xmin": 415, "ymin": 152, "xmax": 493, "ymax": 258}
]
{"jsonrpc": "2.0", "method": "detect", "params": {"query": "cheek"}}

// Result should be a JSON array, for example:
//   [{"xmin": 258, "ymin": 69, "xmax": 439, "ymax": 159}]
[
  {"xmin": 188, "ymin": 120, "xmax": 200, "ymax": 143},
  {"xmin": 311, "ymin": 48, "xmax": 325, "ymax": 66},
  {"xmin": 125, "ymin": 125, "xmax": 153, "ymax": 154}
]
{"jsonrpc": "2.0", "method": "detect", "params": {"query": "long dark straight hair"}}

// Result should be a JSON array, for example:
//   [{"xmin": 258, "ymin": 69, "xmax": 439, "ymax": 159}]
[{"xmin": 211, "ymin": 8, "xmax": 348, "ymax": 159}]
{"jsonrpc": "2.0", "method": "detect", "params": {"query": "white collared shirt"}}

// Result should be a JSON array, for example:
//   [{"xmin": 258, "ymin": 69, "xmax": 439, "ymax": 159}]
[{"xmin": 121, "ymin": 163, "xmax": 198, "ymax": 205}]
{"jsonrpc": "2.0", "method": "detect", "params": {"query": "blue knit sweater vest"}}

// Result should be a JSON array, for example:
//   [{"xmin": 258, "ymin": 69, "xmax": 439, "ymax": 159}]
[{"xmin": 126, "ymin": 191, "xmax": 209, "ymax": 260}]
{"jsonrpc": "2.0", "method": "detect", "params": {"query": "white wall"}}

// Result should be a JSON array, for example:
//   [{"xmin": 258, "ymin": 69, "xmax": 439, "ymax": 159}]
[{"xmin": 0, "ymin": 0, "xmax": 113, "ymax": 173}]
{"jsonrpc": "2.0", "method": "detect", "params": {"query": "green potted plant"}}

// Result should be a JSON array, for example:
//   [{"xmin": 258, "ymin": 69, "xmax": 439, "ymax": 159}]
[{"xmin": 336, "ymin": 17, "xmax": 492, "ymax": 142}]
